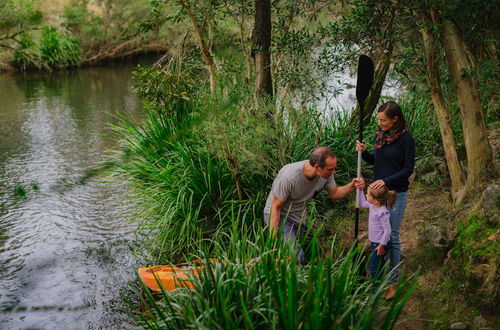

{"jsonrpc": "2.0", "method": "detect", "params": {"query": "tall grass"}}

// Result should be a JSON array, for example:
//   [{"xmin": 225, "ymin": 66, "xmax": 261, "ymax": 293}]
[
  {"xmin": 132, "ymin": 215, "xmax": 416, "ymax": 329},
  {"xmin": 110, "ymin": 111, "xmax": 239, "ymax": 260}
]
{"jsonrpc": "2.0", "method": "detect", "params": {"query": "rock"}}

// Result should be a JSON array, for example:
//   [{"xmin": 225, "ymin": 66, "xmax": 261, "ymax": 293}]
[
  {"xmin": 450, "ymin": 321, "xmax": 468, "ymax": 329},
  {"xmin": 481, "ymin": 184, "xmax": 500, "ymax": 218},
  {"xmin": 472, "ymin": 315, "xmax": 488, "ymax": 329},
  {"xmin": 423, "ymin": 224, "xmax": 449, "ymax": 248}
]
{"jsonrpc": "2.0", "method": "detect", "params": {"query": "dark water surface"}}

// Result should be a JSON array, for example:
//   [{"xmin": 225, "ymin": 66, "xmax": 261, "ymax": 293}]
[{"xmin": 0, "ymin": 60, "xmax": 150, "ymax": 329}]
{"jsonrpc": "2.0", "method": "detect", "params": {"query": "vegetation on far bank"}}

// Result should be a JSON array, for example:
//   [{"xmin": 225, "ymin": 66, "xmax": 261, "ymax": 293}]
[{"xmin": 0, "ymin": 0, "xmax": 174, "ymax": 70}]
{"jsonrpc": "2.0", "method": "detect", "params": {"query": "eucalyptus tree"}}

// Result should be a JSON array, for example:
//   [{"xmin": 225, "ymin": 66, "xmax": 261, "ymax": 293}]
[
  {"xmin": 430, "ymin": 3, "xmax": 493, "ymax": 186},
  {"xmin": 396, "ymin": 0, "xmax": 496, "ymax": 196},
  {"xmin": 413, "ymin": 0, "xmax": 494, "ymax": 188},
  {"xmin": 414, "ymin": 5, "xmax": 465, "ymax": 200}
]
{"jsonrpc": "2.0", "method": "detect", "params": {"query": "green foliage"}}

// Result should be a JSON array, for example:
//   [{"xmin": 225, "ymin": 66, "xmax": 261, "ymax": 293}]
[
  {"xmin": 62, "ymin": 0, "xmax": 104, "ymax": 43},
  {"xmin": 62, "ymin": 0, "xmax": 154, "ymax": 46},
  {"xmin": 39, "ymin": 26, "xmax": 82, "ymax": 68},
  {"xmin": 132, "ymin": 54, "xmax": 201, "ymax": 108},
  {"xmin": 110, "ymin": 104, "xmax": 238, "ymax": 260},
  {"xmin": 446, "ymin": 212, "xmax": 500, "ymax": 310},
  {"xmin": 131, "ymin": 217, "xmax": 416, "ymax": 329},
  {"xmin": 0, "ymin": 0, "xmax": 42, "ymax": 32},
  {"xmin": 451, "ymin": 213, "xmax": 498, "ymax": 264},
  {"xmin": 12, "ymin": 26, "xmax": 83, "ymax": 70},
  {"xmin": 0, "ymin": 0, "xmax": 43, "ymax": 68}
]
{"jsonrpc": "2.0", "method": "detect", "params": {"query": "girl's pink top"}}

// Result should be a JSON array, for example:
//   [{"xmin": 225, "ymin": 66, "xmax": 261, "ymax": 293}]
[{"xmin": 359, "ymin": 190, "xmax": 391, "ymax": 245}]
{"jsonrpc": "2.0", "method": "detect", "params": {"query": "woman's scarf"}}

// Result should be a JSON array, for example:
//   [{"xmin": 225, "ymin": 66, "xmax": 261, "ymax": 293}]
[{"xmin": 374, "ymin": 126, "xmax": 408, "ymax": 150}]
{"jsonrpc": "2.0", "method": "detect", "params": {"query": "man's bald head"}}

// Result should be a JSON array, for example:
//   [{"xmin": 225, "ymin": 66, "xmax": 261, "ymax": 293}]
[{"xmin": 309, "ymin": 146, "xmax": 336, "ymax": 168}]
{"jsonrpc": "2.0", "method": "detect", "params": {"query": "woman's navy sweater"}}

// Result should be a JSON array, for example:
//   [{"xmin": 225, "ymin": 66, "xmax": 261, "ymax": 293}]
[{"xmin": 362, "ymin": 131, "xmax": 416, "ymax": 192}]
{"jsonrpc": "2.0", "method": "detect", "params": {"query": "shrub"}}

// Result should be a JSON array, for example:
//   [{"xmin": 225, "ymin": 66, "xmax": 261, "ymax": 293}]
[{"xmin": 39, "ymin": 26, "xmax": 82, "ymax": 68}]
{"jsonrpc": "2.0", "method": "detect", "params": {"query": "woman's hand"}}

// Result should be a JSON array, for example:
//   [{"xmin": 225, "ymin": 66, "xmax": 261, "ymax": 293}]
[
  {"xmin": 356, "ymin": 140, "xmax": 366, "ymax": 152},
  {"xmin": 376, "ymin": 244, "xmax": 385, "ymax": 256},
  {"xmin": 369, "ymin": 179, "xmax": 385, "ymax": 190}
]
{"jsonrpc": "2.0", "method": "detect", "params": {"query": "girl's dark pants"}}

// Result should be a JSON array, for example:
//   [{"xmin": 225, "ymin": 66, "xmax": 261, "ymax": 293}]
[{"xmin": 369, "ymin": 242, "xmax": 388, "ymax": 289}]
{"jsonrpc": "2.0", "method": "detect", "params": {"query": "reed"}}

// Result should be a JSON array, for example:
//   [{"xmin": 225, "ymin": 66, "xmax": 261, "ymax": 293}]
[{"xmin": 131, "ymin": 214, "xmax": 416, "ymax": 329}]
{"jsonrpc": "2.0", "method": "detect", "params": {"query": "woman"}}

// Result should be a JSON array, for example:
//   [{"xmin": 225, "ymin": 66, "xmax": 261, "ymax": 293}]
[{"xmin": 356, "ymin": 101, "xmax": 415, "ymax": 300}]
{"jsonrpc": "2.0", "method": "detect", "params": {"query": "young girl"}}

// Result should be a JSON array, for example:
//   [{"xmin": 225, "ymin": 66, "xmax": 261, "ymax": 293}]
[{"xmin": 359, "ymin": 186, "xmax": 397, "ymax": 290}]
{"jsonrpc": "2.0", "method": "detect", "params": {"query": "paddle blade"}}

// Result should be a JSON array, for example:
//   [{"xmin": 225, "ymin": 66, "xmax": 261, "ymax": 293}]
[{"xmin": 355, "ymin": 55, "xmax": 374, "ymax": 106}]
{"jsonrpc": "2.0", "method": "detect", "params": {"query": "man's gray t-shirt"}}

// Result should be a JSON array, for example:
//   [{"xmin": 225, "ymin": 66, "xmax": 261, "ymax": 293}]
[{"xmin": 264, "ymin": 160, "xmax": 336, "ymax": 224}]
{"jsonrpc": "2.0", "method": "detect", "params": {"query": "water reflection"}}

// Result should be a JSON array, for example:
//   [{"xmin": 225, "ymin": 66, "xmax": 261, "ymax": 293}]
[{"xmin": 0, "ymin": 60, "xmax": 149, "ymax": 329}]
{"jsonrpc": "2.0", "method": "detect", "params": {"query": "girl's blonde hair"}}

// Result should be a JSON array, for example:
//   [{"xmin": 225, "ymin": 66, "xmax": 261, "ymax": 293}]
[{"xmin": 368, "ymin": 186, "xmax": 397, "ymax": 208}]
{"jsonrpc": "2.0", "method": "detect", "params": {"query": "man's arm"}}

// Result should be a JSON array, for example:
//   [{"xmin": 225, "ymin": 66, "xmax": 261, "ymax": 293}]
[
  {"xmin": 328, "ymin": 178, "xmax": 365, "ymax": 200},
  {"xmin": 270, "ymin": 195, "xmax": 285, "ymax": 235}
]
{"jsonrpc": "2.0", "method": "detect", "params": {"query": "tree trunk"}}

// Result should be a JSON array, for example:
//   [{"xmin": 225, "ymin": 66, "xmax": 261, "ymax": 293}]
[
  {"xmin": 432, "ymin": 9, "xmax": 493, "ymax": 184},
  {"xmin": 180, "ymin": 0, "xmax": 216, "ymax": 93},
  {"xmin": 252, "ymin": 0, "xmax": 273, "ymax": 100},
  {"xmin": 420, "ymin": 11, "xmax": 465, "ymax": 200},
  {"xmin": 237, "ymin": 7, "xmax": 252, "ymax": 82},
  {"xmin": 222, "ymin": 145, "xmax": 245, "ymax": 201}
]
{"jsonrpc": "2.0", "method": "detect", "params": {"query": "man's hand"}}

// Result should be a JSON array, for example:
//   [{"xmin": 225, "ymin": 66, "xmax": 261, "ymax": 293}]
[
  {"xmin": 352, "ymin": 177, "xmax": 365, "ymax": 190},
  {"xmin": 376, "ymin": 244, "xmax": 385, "ymax": 256},
  {"xmin": 329, "ymin": 177, "xmax": 365, "ymax": 200},
  {"xmin": 270, "ymin": 195, "xmax": 284, "ymax": 236}
]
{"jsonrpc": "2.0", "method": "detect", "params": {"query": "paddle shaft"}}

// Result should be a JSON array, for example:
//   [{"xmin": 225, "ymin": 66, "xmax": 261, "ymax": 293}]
[{"xmin": 355, "ymin": 102, "xmax": 364, "ymax": 240}]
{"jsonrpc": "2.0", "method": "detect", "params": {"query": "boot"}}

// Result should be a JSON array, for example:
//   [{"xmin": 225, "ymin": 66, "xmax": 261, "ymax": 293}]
[{"xmin": 385, "ymin": 285, "xmax": 397, "ymax": 300}]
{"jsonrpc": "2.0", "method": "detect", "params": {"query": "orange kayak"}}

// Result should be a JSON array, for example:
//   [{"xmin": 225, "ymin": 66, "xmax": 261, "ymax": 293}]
[{"xmin": 137, "ymin": 260, "xmax": 218, "ymax": 292}]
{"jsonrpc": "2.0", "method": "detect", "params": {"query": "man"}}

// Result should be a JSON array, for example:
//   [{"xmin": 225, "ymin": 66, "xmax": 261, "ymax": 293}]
[{"xmin": 263, "ymin": 146, "xmax": 365, "ymax": 263}]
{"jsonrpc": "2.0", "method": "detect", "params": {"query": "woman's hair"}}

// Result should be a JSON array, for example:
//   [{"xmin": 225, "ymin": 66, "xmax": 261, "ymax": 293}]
[
  {"xmin": 377, "ymin": 101, "xmax": 407, "ymax": 132},
  {"xmin": 368, "ymin": 186, "xmax": 397, "ymax": 208}
]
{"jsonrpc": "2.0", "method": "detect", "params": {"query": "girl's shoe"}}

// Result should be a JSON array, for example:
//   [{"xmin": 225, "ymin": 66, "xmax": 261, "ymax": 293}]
[{"xmin": 385, "ymin": 285, "xmax": 397, "ymax": 300}]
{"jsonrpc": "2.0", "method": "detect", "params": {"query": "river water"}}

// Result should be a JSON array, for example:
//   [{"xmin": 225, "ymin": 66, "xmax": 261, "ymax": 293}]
[{"xmin": 0, "ymin": 60, "xmax": 149, "ymax": 329}]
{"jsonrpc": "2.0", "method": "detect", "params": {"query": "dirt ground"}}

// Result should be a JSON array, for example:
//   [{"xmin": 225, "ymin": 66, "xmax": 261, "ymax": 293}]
[
  {"xmin": 389, "ymin": 185, "xmax": 498, "ymax": 330},
  {"xmin": 393, "ymin": 188, "xmax": 441, "ymax": 330}
]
